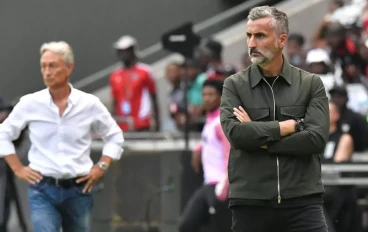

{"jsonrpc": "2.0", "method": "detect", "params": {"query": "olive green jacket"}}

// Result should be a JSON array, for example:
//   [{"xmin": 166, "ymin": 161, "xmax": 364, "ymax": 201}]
[{"xmin": 220, "ymin": 59, "xmax": 329, "ymax": 203}]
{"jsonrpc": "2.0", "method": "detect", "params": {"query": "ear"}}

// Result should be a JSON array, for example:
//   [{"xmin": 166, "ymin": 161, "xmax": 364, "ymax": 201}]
[{"xmin": 279, "ymin": 34, "xmax": 288, "ymax": 49}]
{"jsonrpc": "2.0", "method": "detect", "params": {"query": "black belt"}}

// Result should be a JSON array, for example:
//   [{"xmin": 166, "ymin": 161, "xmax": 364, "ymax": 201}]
[{"xmin": 42, "ymin": 176, "xmax": 86, "ymax": 188}]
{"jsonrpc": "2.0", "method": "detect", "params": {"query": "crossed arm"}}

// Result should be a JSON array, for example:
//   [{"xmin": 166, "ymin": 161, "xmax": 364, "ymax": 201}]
[{"xmin": 220, "ymin": 76, "xmax": 329, "ymax": 155}]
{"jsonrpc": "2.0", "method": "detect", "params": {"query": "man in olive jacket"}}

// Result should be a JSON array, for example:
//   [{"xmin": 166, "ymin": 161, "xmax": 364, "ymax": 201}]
[{"xmin": 220, "ymin": 6, "xmax": 329, "ymax": 232}]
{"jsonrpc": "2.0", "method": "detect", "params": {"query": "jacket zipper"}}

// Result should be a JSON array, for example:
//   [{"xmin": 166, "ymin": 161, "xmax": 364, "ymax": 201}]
[{"xmin": 263, "ymin": 76, "xmax": 281, "ymax": 204}]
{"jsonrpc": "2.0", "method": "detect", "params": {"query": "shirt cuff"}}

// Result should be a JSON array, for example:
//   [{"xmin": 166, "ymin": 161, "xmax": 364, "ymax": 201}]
[
  {"xmin": 102, "ymin": 143, "xmax": 123, "ymax": 160},
  {"xmin": 0, "ymin": 141, "xmax": 16, "ymax": 157},
  {"xmin": 269, "ymin": 121, "xmax": 281, "ymax": 141}
]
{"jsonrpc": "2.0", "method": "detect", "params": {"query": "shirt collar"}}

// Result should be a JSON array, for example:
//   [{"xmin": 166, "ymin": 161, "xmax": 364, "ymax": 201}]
[
  {"xmin": 250, "ymin": 56, "xmax": 292, "ymax": 88},
  {"xmin": 46, "ymin": 83, "xmax": 78, "ymax": 106}
]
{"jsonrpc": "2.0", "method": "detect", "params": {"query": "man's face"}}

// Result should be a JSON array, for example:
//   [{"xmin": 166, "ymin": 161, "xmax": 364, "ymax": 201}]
[
  {"xmin": 117, "ymin": 47, "xmax": 135, "ymax": 64},
  {"xmin": 165, "ymin": 64, "xmax": 182, "ymax": 85},
  {"xmin": 309, "ymin": 62, "xmax": 328, "ymax": 74},
  {"xmin": 331, "ymin": 94, "xmax": 347, "ymax": 110},
  {"xmin": 202, "ymin": 86, "xmax": 220, "ymax": 112},
  {"xmin": 40, "ymin": 50, "xmax": 73, "ymax": 89},
  {"xmin": 326, "ymin": 31, "xmax": 345, "ymax": 50},
  {"xmin": 246, "ymin": 17, "xmax": 286, "ymax": 65},
  {"xmin": 286, "ymin": 40, "xmax": 302, "ymax": 57},
  {"xmin": 194, "ymin": 47, "xmax": 211, "ymax": 71}
]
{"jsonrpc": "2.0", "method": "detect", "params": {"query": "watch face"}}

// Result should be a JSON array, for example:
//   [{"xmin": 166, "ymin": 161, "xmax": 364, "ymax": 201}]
[{"xmin": 98, "ymin": 162, "xmax": 108, "ymax": 170}]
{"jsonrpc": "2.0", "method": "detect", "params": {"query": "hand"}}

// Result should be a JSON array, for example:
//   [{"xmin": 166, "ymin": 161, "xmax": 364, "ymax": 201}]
[
  {"xmin": 191, "ymin": 150, "xmax": 202, "ymax": 173},
  {"xmin": 279, "ymin": 120, "xmax": 296, "ymax": 137},
  {"xmin": 14, "ymin": 166, "xmax": 43, "ymax": 184},
  {"xmin": 76, "ymin": 165, "xmax": 105, "ymax": 193},
  {"xmin": 233, "ymin": 106, "xmax": 251, "ymax": 122}
]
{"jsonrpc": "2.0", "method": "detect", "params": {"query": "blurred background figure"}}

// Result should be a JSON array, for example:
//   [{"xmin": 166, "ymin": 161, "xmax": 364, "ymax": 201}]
[
  {"xmin": 179, "ymin": 79, "xmax": 231, "ymax": 232},
  {"xmin": 109, "ymin": 35, "xmax": 160, "ymax": 132},
  {"xmin": 329, "ymin": 85, "xmax": 368, "ymax": 152},
  {"xmin": 286, "ymin": 33, "xmax": 307, "ymax": 68},
  {"xmin": 322, "ymin": 101, "xmax": 360, "ymax": 232},
  {"xmin": 306, "ymin": 48, "xmax": 343, "ymax": 96}
]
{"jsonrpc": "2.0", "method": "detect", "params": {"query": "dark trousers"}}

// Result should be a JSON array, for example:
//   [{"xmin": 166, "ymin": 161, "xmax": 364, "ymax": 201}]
[
  {"xmin": 323, "ymin": 186, "xmax": 360, "ymax": 232},
  {"xmin": 179, "ymin": 184, "xmax": 232, "ymax": 232},
  {"xmin": 231, "ymin": 204, "xmax": 328, "ymax": 232}
]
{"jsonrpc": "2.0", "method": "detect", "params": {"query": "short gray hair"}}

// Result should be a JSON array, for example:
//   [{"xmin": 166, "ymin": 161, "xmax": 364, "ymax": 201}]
[
  {"xmin": 248, "ymin": 6, "xmax": 289, "ymax": 35},
  {"xmin": 40, "ymin": 41, "xmax": 74, "ymax": 64}
]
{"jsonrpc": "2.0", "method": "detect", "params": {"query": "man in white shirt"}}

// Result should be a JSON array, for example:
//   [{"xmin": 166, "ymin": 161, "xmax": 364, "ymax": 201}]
[{"xmin": 0, "ymin": 41, "xmax": 124, "ymax": 232}]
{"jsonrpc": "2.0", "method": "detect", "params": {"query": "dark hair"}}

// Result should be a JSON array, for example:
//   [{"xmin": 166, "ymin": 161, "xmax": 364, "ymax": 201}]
[
  {"xmin": 288, "ymin": 33, "xmax": 305, "ymax": 46},
  {"xmin": 202, "ymin": 79, "xmax": 224, "ymax": 95},
  {"xmin": 329, "ymin": 100, "xmax": 343, "ymax": 133}
]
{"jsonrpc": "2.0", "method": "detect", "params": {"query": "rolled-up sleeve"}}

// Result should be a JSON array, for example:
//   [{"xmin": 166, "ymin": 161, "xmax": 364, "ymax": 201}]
[
  {"xmin": 0, "ymin": 97, "xmax": 29, "ymax": 157},
  {"xmin": 92, "ymin": 98, "xmax": 124, "ymax": 160}
]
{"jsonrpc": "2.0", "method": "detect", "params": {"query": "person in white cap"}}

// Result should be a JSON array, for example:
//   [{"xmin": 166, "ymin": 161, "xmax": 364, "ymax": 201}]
[
  {"xmin": 109, "ymin": 35, "xmax": 160, "ymax": 132},
  {"xmin": 306, "ymin": 48, "xmax": 343, "ymax": 96}
]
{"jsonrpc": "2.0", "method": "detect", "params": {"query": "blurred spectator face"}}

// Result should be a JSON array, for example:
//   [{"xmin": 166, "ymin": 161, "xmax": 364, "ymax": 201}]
[
  {"xmin": 309, "ymin": 62, "xmax": 329, "ymax": 74},
  {"xmin": 165, "ymin": 63, "xmax": 182, "ymax": 86},
  {"xmin": 202, "ymin": 86, "xmax": 221, "ymax": 112},
  {"xmin": 41, "ymin": 50, "xmax": 73, "ymax": 89},
  {"xmin": 246, "ymin": 17, "xmax": 286, "ymax": 65},
  {"xmin": 329, "ymin": 102, "xmax": 340, "ymax": 125},
  {"xmin": 117, "ymin": 47, "xmax": 135, "ymax": 66},
  {"xmin": 343, "ymin": 64, "xmax": 360, "ymax": 80},
  {"xmin": 326, "ymin": 24, "xmax": 345, "ymax": 50},
  {"xmin": 330, "ymin": 94, "xmax": 347, "ymax": 110},
  {"xmin": 186, "ymin": 66, "xmax": 200, "ymax": 81},
  {"xmin": 195, "ymin": 47, "xmax": 211, "ymax": 71}
]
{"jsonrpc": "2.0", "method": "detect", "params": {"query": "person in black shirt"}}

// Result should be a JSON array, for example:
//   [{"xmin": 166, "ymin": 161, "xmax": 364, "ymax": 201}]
[
  {"xmin": 322, "ymin": 101, "xmax": 360, "ymax": 232},
  {"xmin": 329, "ymin": 85, "xmax": 368, "ymax": 152}
]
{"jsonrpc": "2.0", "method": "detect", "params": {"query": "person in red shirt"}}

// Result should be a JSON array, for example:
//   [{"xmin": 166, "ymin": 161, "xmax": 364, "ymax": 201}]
[{"xmin": 109, "ymin": 35, "xmax": 160, "ymax": 132}]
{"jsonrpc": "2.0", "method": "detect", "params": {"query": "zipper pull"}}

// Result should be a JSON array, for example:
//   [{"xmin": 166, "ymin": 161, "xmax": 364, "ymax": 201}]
[{"xmin": 278, "ymin": 195, "xmax": 281, "ymax": 204}]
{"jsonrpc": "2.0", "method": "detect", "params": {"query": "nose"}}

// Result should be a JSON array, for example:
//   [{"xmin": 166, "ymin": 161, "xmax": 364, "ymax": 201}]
[{"xmin": 247, "ymin": 36, "xmax": 256, "ymax": 49}]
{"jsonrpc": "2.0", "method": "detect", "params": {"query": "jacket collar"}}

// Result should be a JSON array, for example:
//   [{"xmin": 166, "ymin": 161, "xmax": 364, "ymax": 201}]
[{"xmin": 250, "ymin": 56, "xmax": 292, "ymax": 88}]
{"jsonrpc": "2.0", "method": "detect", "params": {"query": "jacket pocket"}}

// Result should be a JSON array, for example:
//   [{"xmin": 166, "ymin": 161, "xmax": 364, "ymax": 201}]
[
  {"xmin": 279, "ymin": 105, "xmax": 306, "ymax": 120},
  {"xmin": 247, "ymin": 108, "xmax": 270, "ymax": 121}
]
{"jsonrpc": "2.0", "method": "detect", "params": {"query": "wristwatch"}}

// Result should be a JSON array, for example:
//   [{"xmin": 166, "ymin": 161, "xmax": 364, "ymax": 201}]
[
  {"xmin": 295, "ymin": 118, "xmax": 305, "ymax": 132},
  {"xmin": 97, "ymin": 161, "xmax": 109, "ymax": 171}
]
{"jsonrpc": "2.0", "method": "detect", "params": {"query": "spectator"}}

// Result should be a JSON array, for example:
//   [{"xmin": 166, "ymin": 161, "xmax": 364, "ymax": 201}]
[
  {"xmin": 165, "ymin": 62, "xmax": 186, "ymax": 129},
  {"xmin": 179, "ymin": 79, "xmax": 231, "ymax": 232},
  {"xmin": 325, "ymin": 21, "xmax": 363, "ymax": 83},
  {"xmin": 183, "ymin": 59, "xmax": 206, "ymax": 125},
  {"xmin": 322, "ymin": 101, "xmax": 360, "ymax": 232},
  {"xmin": 109, "ymin": 35, "xmax": 160, "ymax": 132},
  {"xmin": 195, "ymin": 39, "xmax": 223, "ymax": 73},
  {"xmin": 195, "ymin": 39, "xmax": 237, "ymax": 80},
  {"xmin": 329, "ymin": 85, "xmax": 368, "ymax": 152},
  {"xmin": 312, "ymin": 0, "xmax": 345, "ymax": 49},
  {"xmin": 306, "ymin": 48, "xmax": 343, "ymax": 95},
  {"xmin": 286, "ymin": 33, "xmax": 306, "ymax": 68}
]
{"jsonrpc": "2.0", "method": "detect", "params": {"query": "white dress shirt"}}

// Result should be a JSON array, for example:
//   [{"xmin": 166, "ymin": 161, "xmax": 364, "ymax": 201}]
[{"xmin": 0, "ymin": 85, "xmax": 124, "ymax": 179}]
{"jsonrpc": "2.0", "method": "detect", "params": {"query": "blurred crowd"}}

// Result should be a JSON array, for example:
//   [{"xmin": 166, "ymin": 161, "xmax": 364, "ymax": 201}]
[{"xmin": 107, "ymin": 0, "xmax": 368, "ymax": 136}]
